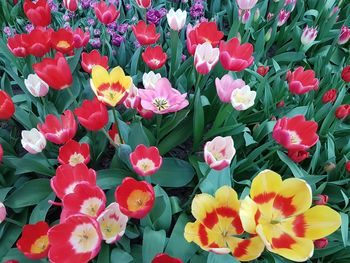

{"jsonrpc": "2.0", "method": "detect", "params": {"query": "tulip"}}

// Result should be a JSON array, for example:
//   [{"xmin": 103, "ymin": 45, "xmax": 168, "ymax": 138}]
[
  {"xmin": 81, "ymin": 50, "xmax": 108, "ymax": 74},
  {"xmin": 314, "ymin": 238, "xmax": 329, "ymax": 249},
  {"xmin": 288, "ymin": 149, "xmax": 309, "ymax": 163},
  {"xmin": 277, "ymin": 9, "xmax": 290, "ymax": 27},
  {"xmin": 286, "ymin": 67, "xmax": 319, "ymax": 95},
  {"xmin": 7, "ymin": 34, "xmax": 27, "ymax": 57},
  {"xmin": 0, "ymin": 90, "xmax": 15, "ymax": 120},
  {"xmin": 142, "ymin": 71, "xmax": 161, "ymax": 90},
  {"xmin": 346, "ymin": 160, "xmax": 350, "ymax": 173},
  {"xmin": 240, "ymin": 9, "xmax": 251, "ymax": 24},
  {"xmin": 272, "ymin": 115, "xmax": 319, "ymax": 151},
  {"xmin": 265, "ymin": 28, "xmax": 272, "ymax": 41},
  {"xmin": 21, "ymin": 128, "xmax": 47, "ymax": 154},
  {"xmin": 33, "ymin": 52, "xmax": 73, "ymax": 90},
  {"xmin": 123, "ymin": 84, "xmax": 141, "ymax": 110},
  {"xmin": 194, "ymin": 42, "xmax": 219, "ymax": 75},
  {"xmin": 22, "ymin": 28, "xmax": 52, "ymax": 57},
  {"xmin": 204, "ymin": 136, "xmax": 236, "ymax": 170},
  {"xmin": 215, "ymin": 74, "xmax": 246, "ymax": 103},
  {"xmin": 23, "ymin": 0, "xmax": 51, "ymax": 27},
  {"xmin": 135, "ymin": 0, "xmax": 151, "ymax": 9},
  {"xmin": 142, "ymin": 45, "xmax": 167, "ymax": 70},
  {"xmin": 315, "ymin": 194, "xmax": 329, "ymax": 205},
  {"xmin": 90, "ymin": 65, "xmax": 132, "ymax": 107},
  {"xmin": 132, "ymin": 21, "xmax": 160, "ymax": 45},
  {"xmin": 338, "ymin": 25, "xmax": 350, "ymax": 45},
  {"xmin": 152, "ymin": 253, "xmax": 184, "ymax": 263},
  {"xmin": 37, "ymin": 110, "xmax": 77, "ymax": 144},
  {"xmin": 236, "ymin": 0, "xmax": 258, "ymax": 10},
  {"xmin": 0, "ymin": 202, "xmax": 6, "ymax": 223},
  {"xmin": 301, "ymin": 25, "xmax": 318, "ymax": 45},
  {"xmin": 108, "ymin": 124, "xmax": 122, "ymax": 145},
  {"xmin": 130, "ymin": 144, "xmax": 162, "ymax": 176},
  {"xmin": 219, "ymin": 37, "xmax": 254, "ymax": 72},
  {"xmin": 138, "ymin": 78, "xmax": 189, "ymax": 114},
  {"xmin": 73, "ymin": 28, "xmax": 90, "ymax": 48},
  {"xmin": 74, "ymin": 98, "xmax": 109, "ymax": 131},
  {"xmin": 335, "ymin": 105, "xmax": 350, "ymax": 119},
  {"xmin": 257, "ymin": 66, "xmax": 269, "ymax": 76},
  {"xmin": 276, "ymin": 100, "xmax": 285, "ymax": 108},
  {"xmin": 341, "ymin": 65, "xmax": 350, "ymax": 82},
  {"xmin": 94, "ymin": 1, "xmax": 120, "ymax": 25},
  {"xmin": 58, "ymin": 140, "xmax": 90, "ymax": 166},
  {"xmin": 166, "ymin": 8, "xmax": 187, "ymax": 31},
  {"xmin": 50, "ymin": 28, "xmax": 75, "ymax": 54},
  {"xmin": 24, "ymin": 74, "xmax": 49, "ymax": 97},
  {"xmin": 322, "ymin": 89, "xmax": 337, "ymax": 104},
  {"xmin": 231, "ymin": 85, "xmax": 256, "ymax": 111},
  {"xmin": 63, "ymin": 0, "xmax": 78, "ymax": 12}
]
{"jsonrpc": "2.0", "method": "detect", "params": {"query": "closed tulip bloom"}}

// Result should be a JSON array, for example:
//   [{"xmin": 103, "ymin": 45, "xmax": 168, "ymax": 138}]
[
  {"xmin": 0, "ymin": 202, "xmax": 6, "ymax": 223},
  {"xmin": 231, "ymin": 85, "xmax": 256, "ymax": 111},
  {"xmin": 23, "ymin": 0, "xmax": 51, "ymax": 27},
  {"xmin": 129, "ymin": 144, "xmax": 162, "ymax": 176},
  {"xmin": 301, "ymin": 25, "xmax": 318, "ymax": 45},
  {"xmin": 288, "ymin": 149, "xmax": 309, "ymax": 163},
  {"xmin": 21, "ymin": 128, "xmax": 47, "ymax": 154},
  {"xmin": 219, "ymin": 37, "xmax": 254, "ymax": 72},
  {"xmin": 90, "ymin": 65, "xmax": 132, "ymax": 106},
  {"xmin": 215, "ymin": 74, "xmax": 246, "ymax": 103},
  {"xmin": 322, "ymin": 89, "xmax": 337, "ymax": 104},
  {"xmin": 277, "ymin": 9, "xmax": 290, "ymax": 26},
  {"xmin": 142, "ymin": 71, "xmax": 161, "ymax": 89},
  {"xmin": 0, "ymin": 90, "xmax": 15, "ymax": 120},
  {"xmin": 338, "ymin": 25, "xmax": 350, "ymax": 45},
  {"xmin": 37, "ymin": 110, "xmax": 77, "ymax": 145},
  {"xmin": 74, "ymin": 98, "xmax": 109, "ymax": 131},
  {"xmin": 94, "ymin": 1, "xmax": 120, "ymax": 25},
  {"xmin": 166, "ymin": 8, "xmax": 187, "ymax": 31},
  {"xmin": 272, "ymin": 115, "xmax": 319, "ymax": 151},
  {"xmin": 286, "ymin": 67, "xmax": 319, "ymax": 95},
  {"xmin": 142, "ymin": 45, "xmax": 167, "ymax": 70},
  {"xmin": 314, "ymin": 238, "xmax": 329, "ymax": 249},
  {"xmin": 194, "ymin": 42, "xmax": 219, "ymax": 75},
  {"xmin": 33, "ymin": 52, "xmax": 73, "ymax": 90},
  {"xmin": 341, "ymin": 66, "xmax": 350, "ymax": 82},
  {"xmin": 24, "ymin": 74, "xmax": 49, "ymax": 97},
  {"xmin": 132, "ymin": 21, "xmax": 160, "ymax": 45},
  {"xmin": 236, "ymin": 0, "xmax": 258, "ymax": 10},
  {"xmin": 204, "ymin": 136, "xmax": 236, "ymax": 170},
  {"xmin": 50, "ymin": 28, "xmax": 75, "ymax": 54},
  {"xmin": 81, "ymin": 50, "xmax": 109, "ymax": 74},
  {"xmin": 63, "ymin": 0, "xmax": 78, "ymax": 12},
  {"xmin": 7, "ymin": 34, "xmax": 27, "ymax": 57},
  {"xmin": 73, "ymin": 28, "xmax": 90, "ymax": 48},
  {"xmin": 135, "ymin": 0, "xmax": 151, "ymax": 8},
  {"xmin": 315, "ymin": 194, "xmax": 329, "ymax": 205},
  {"xmin": 346, "ymin": 160, "xmax": 350, "ymax": 173},
  {"xmin": 335, "ymin": 105, "xmax": 350, "ymax": 119},
  {"xmin": 257, "ymin": 65, "xmax": 269, "ymax": 76}
]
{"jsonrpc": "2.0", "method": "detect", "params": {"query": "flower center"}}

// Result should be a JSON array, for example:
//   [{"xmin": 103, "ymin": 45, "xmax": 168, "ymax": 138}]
[
  {"xmin": 99, "ymin": 217, "xmax": 122, "ymax": 239},
  {"xmin": 136, "ymin": 158, "xmax": 155, "ymax": 172},
  {"xmin": 81, "ymin": 197, "xmax": 103, "ymax": 217},
  {"xmin": 152, "ymin": 97, "xmax": 169, "ymax": 111},
  {"xmin": 69, "ymin": 153, "xmax": 85, "ymax": 166},
  {"xmin": 57, "ymin": 40, "xmax": 70, "ymax": 49},
  {"xmin": 150, "ymin": 59, "xmax": 160, "ymax": 66},
  {"xmin": 69, "ymin": 223, "xmax": 99, "ymax": 253},
  {"xmin": 127, "ymin": 190, "xmax": 151, "ymax": 212},
  {"xmin": 30, "ymin": 235, "xmax": 49, "ymax": 254},
  {"xmin": 289, "ymin": 131, "xmax": 301, "ymax": 144}
]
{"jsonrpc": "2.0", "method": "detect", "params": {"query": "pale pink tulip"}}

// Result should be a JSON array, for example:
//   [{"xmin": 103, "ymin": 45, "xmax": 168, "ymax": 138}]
[
  {"xmin": 278, "ymin": 9, "xmax": 290, "ymax": 26},
  {"xmin": 24, "ymin": 74, "xmax": 49, "ymax": 97},
  {"xmin": 0, "ymin": 202, "xmax": 6, "ymax": 223},
  {"xmin": 166, "ymin": 8, "xmax": 187, "ymax": 31},
  {"xmin": 215, "ymin": 74, "xmax": 246, "ymax": 103},
  {"xmin": 339, "ymin": 25, "xmax": 350, "ymax": 45},
  {"xmin": 231, "ymin": 85, "xmax": 256, "ymax": 111},
  {"xmin": 194, "ymin": 42, "xmax": 219, "ymax": 75},
  {"xmin": 301, "ymin": 25, "xmax": 318, "ymax": 45},
  {"xmin": 236, "ymin": 0, "xmax": 258, "ymax": 10},
  {"xmin": 21, "ymin": 128, "xmax": 47, "ymax": 154},
  {"xmin": 204, "ymin": 136, "xmax": 236, "ymax": 170}
]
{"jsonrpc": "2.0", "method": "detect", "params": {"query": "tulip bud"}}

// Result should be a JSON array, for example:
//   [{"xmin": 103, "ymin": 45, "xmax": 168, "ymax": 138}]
[
  {"xmin": 341, "ymin": 65, "xmax": 350, "ymax": 82},
  {"xmin": 265, "ymin": 28, "xmax": 272, "ymax": 41},
  {"xmin": 346, "ymin": 160, "xmax": 350, "ymax": 173},
  {"xmin": 322, "ymin": 89, "xmax": 337, "ymax": 104},
  {"xmin": 254, "ymin": 8, "xmax": 260, "ymax": 21},
  {"xmin": 301, "ymin": 25, "xmax": 318, "ymax": 45},
  {"xmin": 240, "ymin": 9, "xmax": 251, "ymax": 24},
  {"xmin": 338, "ymin": 25, "xmax": 350, "ymax": 45},
  {"xmin": 21, "ymin": 128, "xmax": 47, "ymax": 154},
  {"xmin": 194, "ymin": 42, "xmax": 220, "ymax": 75},
  {"xmin": 277, "ymin": 9, "xmax": 290, "ymax": 27},
  {"xmin": 257, "ymin": 66, "xmax": 269, "ymax": 76},
  {"xmin": 314, "ymin": 238, "xmax": 328, "ymax": 249},
  {"xmin": 136, "ymin": 0, "xmax": 151, "ymax": 9},
  {"xmin": 324, "ymin": 162, "xmax": 336, "ymax": 172},
  {"xmin": 276, "ymin": 100, "xmax": 285, "ymax": 108},
  {"xmin": 166, "ymin": 8, "xmax": 187, "ymax": 31},
  {"xmin": 0, "ymin": 202, "xmax": 6, "ymax": 223},
  {"xmin": 63, "ymin": 0, "xmax": 78, "ymax": 12},
  {"xmin": 204, "ymin": 136, "xmax": 236, "ymax": 170},
  {"xmin": 335, "ymin": 105, "xmax": 350, "ymax": 119},
  {"xmin": 0, "ymin": 144, "xmax": 3, "ymax": 163},
  {"xmin": 24, "ymin": 74, "xmax": 49, "ymax": 97},
  {"xmin": 0, "ymin": 91, "xmax": 15, "ymax": 120},
  {"xmin": 288, "ymin": 149, "xmax": 309, "ymax": 163},
  {"xmin": 315, "ymin": 194, "xmax": 329, "ymax": 205}
]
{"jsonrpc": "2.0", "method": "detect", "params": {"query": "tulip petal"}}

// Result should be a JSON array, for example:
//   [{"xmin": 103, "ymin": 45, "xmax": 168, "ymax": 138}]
[
  {"xmin": 239, "ymin": 196, "xmax": 260, "ymax": 234},
  {"xmin": 191, "ymin": 193, "xmax": 218, "ymax": 229},
  {"xmin": 227, "ymin": 236, "xmax": 265, "ymax": 262},
  {"xmin": 91, "ymin": 65, "xmax": 110, "ymax": 90}
]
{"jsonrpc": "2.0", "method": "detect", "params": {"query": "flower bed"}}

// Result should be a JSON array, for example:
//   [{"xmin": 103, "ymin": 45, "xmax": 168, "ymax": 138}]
[{"xmin": 0, "ymin": 0, "xmax": 350, "ymax": 262}]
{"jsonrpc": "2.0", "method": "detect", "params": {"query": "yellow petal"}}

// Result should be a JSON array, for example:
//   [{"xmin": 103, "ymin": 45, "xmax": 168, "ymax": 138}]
[
  {"xmin": 191, "ymin": 193, "xmax": 217, "ymax": 225},
  {"xmin": 109, "ymin": 66, "xmax": 124, "ymax": 84},
  {"xmin": 227, "ymin": 236, "xmax": 265, "ymax": 262},
  {"xmin": 91, "ymin": 65, "xmax": 110, "ymax": 90},
  {"xmin": 272, "ymin": 178, "xmax": 312, "ymax": 219},
  {"xmin": 215, "ymin": 186, "xmax": 239, "ymax": 211},
  {"xmin": 239, "ymin": 196, "xmax": 260, "ymax": 234}
]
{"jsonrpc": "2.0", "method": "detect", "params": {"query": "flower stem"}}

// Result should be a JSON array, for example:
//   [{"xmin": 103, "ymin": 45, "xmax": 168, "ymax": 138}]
[
  {"xmin": 101, "ymin": 127, "xmax": 118, "ymax": 148},
  {"xmin": 170, "ymin": 29, "xmax": 179, "ymax": 79},
  {"xmin": 5, "ymin": 217, "xmax": 24, "ymax": 227},
  {"xmin": 112, "ymin": 107, "xmax": 124, "ymax": 144},
  {"xmin": 156, "ymin": 114, "xmax": 162, "ymax": 145}
]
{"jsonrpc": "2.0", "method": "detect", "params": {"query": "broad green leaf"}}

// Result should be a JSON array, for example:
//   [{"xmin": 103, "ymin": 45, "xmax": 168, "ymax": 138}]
[{"xmin": 142, "ymin": 227, "xmax": 166, "ymax": 263}]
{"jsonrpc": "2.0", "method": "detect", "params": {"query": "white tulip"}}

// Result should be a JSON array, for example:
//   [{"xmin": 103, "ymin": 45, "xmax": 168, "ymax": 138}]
[
  {"xmin": 166, "ymin": 8, "xmax": 187, "ymax": 31},
  {"xmin": 24, "ymin": 74, "xmax": 49, "ymax": 97},
  {"xmin": 230, "ymin": 85, "xmax": 256, "ymax": 111},
  {"xmin": 142, "ymin": 71, "xmax": 161, "ymax": 90},
  {"xmin": 21, "ymin": 128, "xmax": 47, "ymax": 154}
]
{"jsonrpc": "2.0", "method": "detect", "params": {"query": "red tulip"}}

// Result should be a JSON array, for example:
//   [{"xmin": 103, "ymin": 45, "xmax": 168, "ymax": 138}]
[
  {"xmin": 81, "ymin": 50, "xmax": 109, "ymax": 74},
  {"xmin": 0, "ymin": 90, "xmax": 15, "ymax": 120},
  {"xmin": 51, "ymin": 28, "xmax": 75, "ymax": 54},
  {"xmin": 73, "ymin": 28, "xmax": 90, "ymax": 48},
  {"xmin": 108, "ymin": 124, "xmax": 121, "ymax": 145},
  {"xmin": 335, "ymin": 104, "xmax": 350, "ymax": 119},
  {"xmin": 276, "ymin": 100, "xmax": 285, "ymax": 108},
  {"xmin": 0, "ymin": 144, "xmax": 3, "ymax": 162},
  {"xmin": 135, "ymin": 0, "xmax": 151, "ymax": 8},
  {"xmin": 341, "ymin": 65, "xmax": 350, "ymax": 82},
  {"xmin": 130, "ymin": 144, "xmax": 162, "ymax": 176},
  {"xmin": 314, "ymin": 238, "xmax": 328, "ymax": 249},
  {"xmin": 288, "ymin": 149, "xmax": 309, "ymax": 163},
  {"xmin": 3, "ymin": 260, "xmax": 19, "ymax": 263},
  {"xmin": 142, "ymin": 45, "xmax": 167, "ymax": 70},
  {"xmin": 132, "ymin": 21, "xmax": 160, "ymax": 45},
  {"xmin": 63, "ymin": 0, "xmax": 78, "ymax": 12},
  {"xmin": 315, "ymin": 194, "xmax": 329, "ymax": 205},
  {"xmin": 257, "ymin": 65, "xmax": 269, "ymax": 76},
  {"xmin": 186, "ymin": 22, "xmax": 224, "ymax": 55},
  {"xmin": 7, "ymin": 34, "xmax": 27, "ymax": 57},
  {"xmin": 286, "ymin": 67, "xmax": 319, "ymax": 95},
  {"xmin": 33, "ymin": 52, "xmax": 73, "ymax": 90},
  {"xmin": 58, "ymin": 140, "xmax": 90, "ymax": 166},
  {"xmin": 74, "ymin": 98, "xmax": 109, "ymax": 131},
  {"xmin": 37, "ymin": 110, "xmax": 77, "ymax": 144},
  {"xmin": 22, "ymin": 28, "xmax": 52, "ymax": 57},
  {"xmin": 219, "ymin": 37, "xmax": 254, "ymax": 72},
  {"xmin": 23, "ymin": 0, "xmax": 51, "ymax": 27},
  {"xmin": 17, "ymin": 221, "xmax": 50, "ymax": 260},
  {"xmin": 272, "ymin": 115, "xmax": 319, "ymax": 151},
  {"xmin": 322, "ymin": 89, "xmax": 337, "ymax": 103},
  {"xmin": 346, "ymin": 160, "xmax": 350, "ymax": 173},
  {"xmin": 152, "ymin": 253, "xmax": 183, "ymax": 263},
  {"xmin": 115, "ymin": 177, "xmax": 155, "ymax": 219},
  {"xmin": 94, "ymin": 1, "xmax": 120, "ymax": 25}
]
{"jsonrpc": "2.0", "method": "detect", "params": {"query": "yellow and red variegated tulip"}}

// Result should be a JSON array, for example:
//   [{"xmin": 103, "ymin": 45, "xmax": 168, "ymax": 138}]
[
  {"xmin": 184, "ymin": 186, "xmax": 265, "ymax": 261},
  {"xmin": 239, "ymin": 170, "xmax": 341, "ymax": 262},
  {"xmin": 90, "ymin": 65, "xmax": 132, "ymax": 107}
]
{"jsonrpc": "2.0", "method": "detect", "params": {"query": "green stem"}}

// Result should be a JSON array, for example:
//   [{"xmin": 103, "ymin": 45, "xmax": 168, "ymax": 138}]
[
  {"xmin": 5, "ymin": 218, "xmax": 24, "ymax": 227},
  {"xmin": 112, "ymin": 107, "xmax": 124, "ymax": 144},
  {"xmin": 101, "ymin": 127, "xmax": 118, "ymax": 148},
  {"xmin": 156, "ymin": 114, "xmax": 162, "ymax": 145},
  {"xmin": 170, "ymin": 29, "xmax": 179, "ymax": 79}
]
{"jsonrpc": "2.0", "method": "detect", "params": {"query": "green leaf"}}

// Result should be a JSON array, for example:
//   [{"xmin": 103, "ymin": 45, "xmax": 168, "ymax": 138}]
[
  {"xmin": 340, "ymin": 212, "xmax": 349, "ymax": 247},
  {"xmin": 130, "ymin": 47, "xmax": 141, "ymax": 76},
  {"xmin": 200, "ymin": 166, "xmax": 231, "ymax": 195},
  {"xmin": 142, "ymin": 227, "xmax": 166, "ymax": 263},
  {"xmin": 277, "ymin": 151, "xmax": 306, "ymax": 178},
  {"xmin": 111, "ymin": 248, "xmax": 133, "ymax": 263},
  {"xmin": 29, "ymin": 192, "xmax": 55, "ymax": 224},
  {"xmin": 273, "ymin": 52, "xmax": 305, "ymax": 62},
  {"xmin": 3, "ymin": 155, "xmax": 54, "ymax": 176},
  {"xmin": 152, "ymin": 185, "xmax": 172, "ymax": 231},
  {"xmin": 193, "ymin": 87, "xmax": 204, "ymax": 149},
  {"xmin": 207, "ymin": 253, "xmax": 240, "ymax": 263},
  {"xmin": 127, "ymin": 121, "xmax": 150, "ymax": 149},
  {"xmin": 98, "ymin": 243, "xmax": 110, "ymax": 263},
  {"xmin": 151, "ymin": 158, "xmax": 195, "ymax": 187},
  {"xmin": 5, "ymin": 179, "xmax": 52, "ymax": 209},
  {"xmin": 97, "ymin": 168, "xmax": 131, "ymax": 190}
]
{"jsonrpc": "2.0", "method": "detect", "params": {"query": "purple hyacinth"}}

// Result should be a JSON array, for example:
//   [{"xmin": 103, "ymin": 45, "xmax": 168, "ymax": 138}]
[
  {"xmin": 48, "ymin": 0, "xmax": 58, "ymax": 12},
  {"xmin": 81, "ymin": 0, "xmax": 92, "ymax": 9},
  {"xmin": 134, "ymin": 40, "xmax": 141, "ymax": 49},
  {"xmin": 90, "ymin": 38, "xmax": 102, "ymax": 48},
  {"xmin": 108, "ymin": 0, "xmax": 119, "ymax": 5},
  {"xmin": 94, "ymin": 29, "xmax": 101, "ymax": 36},
  {"xmin": 25, "ymin": 24, "xmax": 34, "ymax": 33},
  {"xmin": 117, "ymin": 23, "xmax": 128, "ymax": 34},
  {"xmin": 181, "ymin": 54, "xmax": 187, "ymax": 61},
  {"xmin": 125, "ymin": 3, "xmax": 131, "ymax": 10},
  {"xmin": 87, "ymin": 18, "xmax": 95, "ymax": 26},
  {"xmin": 190, "ymin": 2, "xmax": 204, "ymax": 18},
  {"xmin": 63, "ymin": 14, "xmax": 70, "ymax": 21},
  {"xmin": 3, "ymin": 26, "xmax": 12, "ymax": 37},
  {"xmin": 111, "ymin": 34, "xmax": 124, "ymax": 46},
  {"xmin": 146, "ymin": 8, "xmax": 167, "ymax": 25}
]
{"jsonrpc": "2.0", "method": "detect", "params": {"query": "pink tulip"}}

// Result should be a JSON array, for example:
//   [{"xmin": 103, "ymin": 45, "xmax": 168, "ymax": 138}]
[
  {"xmin": 0, "ymin": 202, "xmax": 6, "ymax": 223},
  {"xmin": 286, "ymin": 67, "xmax": 319, "ymax": 95},
  {"xmin": 194, "ymin": 42, "xmax": 219, "ymax": 75},
  {"xmin": 278, "ymin": 9, "xmax": 290, "ymax": 26},
  {"xmin": 236, "ymin": 0, "xmax": 257, "ymax": 10},
  {"xmin": 204, "ymin": 136, "xmax": 236, "ymax": 170},
  {"xmin": 301, "ymin": 25, "xmax": 318, "ymax": 45},
  {"xmin": 239, "ymin": 9, "xmax": 251, "ymax": 24},
  {"xmin": 215, "ymin": 74, "xmax": 246, "ymax": 103},
  {"xmin": 63, "ymin": 0, "xmax": 78, "ymax": 11},
  {"xmin": 338, "ymin": 25, "xmax": 350, "ymax": 45}
]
